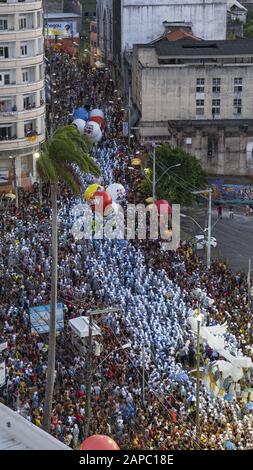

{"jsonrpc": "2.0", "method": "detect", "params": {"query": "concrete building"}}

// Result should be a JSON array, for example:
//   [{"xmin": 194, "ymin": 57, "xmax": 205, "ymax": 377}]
[
  {"xmin": 79, "ymin": 0, "xmax": 96, "ymax": 49},
  {"xmin": 43, "ymin": 0, "xmax": 64, "ymax": 14},
  {"xmin": 97, "ymin": 0, "xmax": 227, "ymax": 78},
  {"xmin": 0, "ymin": 0, "xmax": 45, "ymax": 189},
  {"xmin": 90, "ymin": 20, "xmax": 98, "ymax": 67},
  {"xmin": 241, "ymin": 1, "xmax": 253, "ymax": 10},
  {"xmin": 132, "ymin": 38, "xmax": 253, "ymax": 176}
]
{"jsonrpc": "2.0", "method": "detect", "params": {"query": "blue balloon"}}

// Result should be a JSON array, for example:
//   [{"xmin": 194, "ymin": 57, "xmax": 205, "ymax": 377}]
[{"xmin": 73, "ymin": 107, "xmax": 89, "ymax": 121}]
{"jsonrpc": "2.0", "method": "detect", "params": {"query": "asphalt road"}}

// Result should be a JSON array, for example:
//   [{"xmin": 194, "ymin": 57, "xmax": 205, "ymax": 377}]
[{"xmin": 180, "ymin": 206, "xmax": 253, "ymax": 273}]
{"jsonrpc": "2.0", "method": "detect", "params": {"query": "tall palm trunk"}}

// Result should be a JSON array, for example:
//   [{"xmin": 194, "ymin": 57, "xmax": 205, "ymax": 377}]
[{"xmin": 42, "ymin": 182, "xmax": 58, "ymax": 432}]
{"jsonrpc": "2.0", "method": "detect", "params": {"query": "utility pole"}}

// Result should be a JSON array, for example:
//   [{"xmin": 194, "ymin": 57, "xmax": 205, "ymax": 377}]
[
  {"xmin": 128, "ymin": 83, "xmax": 131, "ymax": 149},
  {"xmin": 248, "ymin": 258, "xmax": 252, "ymax": 300},
  {"xmin": 142, "ymin": 345, "xmax": 145, "ymax": 407},
  {"xmin": 207, "ymin": 189, "xmax": 212, "ymax": 269},
  {"xmin": 83, "ymin": 307, "xmax": 119, "ymax": 438},
  {"xmin": 84, "ymin": 313, "xmax": 93, "ymax": 438},
  {"xmin": 10, "ymin": 156, "xmax": 18, "ymax": 209},
  {"xmin": 196, "ymin": 304, "xmax": 201, "ymax": 438},
  {"xmin": 192, "ymin": 188, "xmax": 212, "ymax": 269},
  {"xmin": 152, "ymin": 144, "xmax": 156, "ymax": 202}
]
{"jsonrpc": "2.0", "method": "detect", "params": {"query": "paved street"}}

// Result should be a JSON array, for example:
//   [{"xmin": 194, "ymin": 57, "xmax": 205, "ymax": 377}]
[{"xmin": 181, "ymin": 206, "xmax": 253, "ymax": 273}]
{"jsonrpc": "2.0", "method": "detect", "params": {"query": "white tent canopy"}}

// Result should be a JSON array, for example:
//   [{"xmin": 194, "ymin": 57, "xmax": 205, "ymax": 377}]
[{"xmin": 69, "ymin": 316, "xmax": 101, "ymax": 338}]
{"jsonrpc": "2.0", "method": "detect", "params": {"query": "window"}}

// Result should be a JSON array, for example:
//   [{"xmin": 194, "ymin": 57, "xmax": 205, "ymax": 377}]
[
  {"xmin": 196, "ymin": 78, "xmax": 205, "ymax": 93},
  {"xmin": 0, "ymin": 73, "xmax": 10, "ymax": 85},
  {"xmin": 0, "ymin": 126, "xmax": 12, "ymax": 140},
  {"xmin": 22, "ymin": 70, "xmax": 29, "ymax": 82},
  {"xmin": 19, "ymin": 17, "xmax": 27, "ymax": 30},
  {"xmin": 196, "ymin": 99, "xmax": 205, "ymax": 115},
  {"xmin": 0, "ymin": 19, "xmax": 8, "ymax": 31},
  {"xmin": 212, "ymin": 99, "xmax": 220, "ymax": 116},
  {"xmin": 234, "ymin": 77, "xmax": 242, "ymax": 93},
  {"xmin": 233, "ymin": 98, "xmax": 242, "ymax": 115},
  {"xmin": 4, "ymin": 74, "xmax": 10, "ymax": 85},
  {"xmin": 213, "ymin": 78, "xmax": 221, "ymax": 93},
  {"xmin": 0, "ymin": 46, "xmax": 9, "ymax": 59},
  {"xmin": 20, "ymin": 44, "xmax": 28, "ymax": 56}
]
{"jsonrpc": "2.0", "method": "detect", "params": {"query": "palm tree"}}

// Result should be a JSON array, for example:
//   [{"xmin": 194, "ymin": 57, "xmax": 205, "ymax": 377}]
[{"xmin": 37, "ymin": 125, "xmax": 100, "ymax": 433}]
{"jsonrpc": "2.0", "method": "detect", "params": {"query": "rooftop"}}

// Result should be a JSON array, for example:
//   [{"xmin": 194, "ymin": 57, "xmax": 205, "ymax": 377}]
[
  {"xmin": 0, "ymin": 403, "xmax": 71, "ymax": 450},
  {"xmin": 154, "ymin": 38, "xmax": 253, "ymax": 57}
]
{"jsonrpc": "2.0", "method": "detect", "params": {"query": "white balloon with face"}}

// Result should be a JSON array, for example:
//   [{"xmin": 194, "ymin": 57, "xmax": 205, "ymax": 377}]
[{"xmin": 84, "ymin": 121, "xmax": 102, "ymax": 142}]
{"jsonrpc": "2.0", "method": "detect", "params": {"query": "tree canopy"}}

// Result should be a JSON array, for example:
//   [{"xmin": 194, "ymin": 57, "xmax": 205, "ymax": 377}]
[
  {"xmin": 141, "ymin": 144, "xmax": 207, "ymax": 206},
  {"xmin": 37, "ymin": 125, "xmax": 100, "ymax": 194}
]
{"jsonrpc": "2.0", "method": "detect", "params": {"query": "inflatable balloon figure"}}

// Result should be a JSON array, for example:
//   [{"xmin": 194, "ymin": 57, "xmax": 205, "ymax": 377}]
[
  {"xmin": 90, "ymin": 190, "xmax": 112, "ymax": 215},
  {"xmin": 73, "ymin": 107, "xmax": 89, "ymax": 122},
  {"xmin": 84, "ymin": 184, "xmax": 104, "ymax": 202},
  {"xmin": 72, "ymin": 119, "xmax": 86, "ymax": 134},
  {"xmin": 80, "ymin": 435, "xmax": 120, "ymax": 451},
  {"xmin": 84, "ymin": 121, "xmax": 103, "ymax": 143},
  {"xmin": 106, "ymin": 183, "xmax": 126, "ymax": 203}
]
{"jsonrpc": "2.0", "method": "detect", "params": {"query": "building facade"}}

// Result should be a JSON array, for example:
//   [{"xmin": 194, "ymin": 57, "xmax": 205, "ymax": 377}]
[
  {"xmin": 0, "ymin": 0, "xmax": 45, "ymax": 187},
  {"xmin": 132, "ymin": 39, "xmax": 253, "ymax": 176},
  {"xmin": 97, "ymin": 0, "xmax": 227, "ymax": 67}
]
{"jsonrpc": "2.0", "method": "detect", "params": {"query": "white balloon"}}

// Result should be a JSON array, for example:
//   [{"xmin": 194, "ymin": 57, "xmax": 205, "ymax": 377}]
[
  {"xmin": 89, "ymin": 109, "xmax": 105, "ymax": 119},
  {"xmin": 72, "ymin": 119, "xmax": 86, "ymax": 133},
  {"xmin": 106, "ymin": 183, "xmax": 126, "ymax": 202},
  {"xmin": 84, "ymin": 121, "xmax": 102, "ymax": 142},
  {"xmin": 104, "ymin": 201, "xmax": 120, "ymax": 218},
  {"xmin": 91, "ymin": 129, "xmax": 103, "ymax": 143}
]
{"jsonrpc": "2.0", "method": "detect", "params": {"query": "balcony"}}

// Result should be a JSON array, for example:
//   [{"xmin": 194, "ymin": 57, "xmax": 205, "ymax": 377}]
[
  {"xmin": 0, "ymin": 78, "xmax": 44, "ymax": 95},
  {"xmin": 0, "ymin": 131, "xmax": 45, "ymax": 151},
  {"xmin": 0, "ymin": 102, "xmax": 45, "ymax": 121},
  {"xmin": 0, "ymin": 1, "xmax": 42, "ymax": 13}
]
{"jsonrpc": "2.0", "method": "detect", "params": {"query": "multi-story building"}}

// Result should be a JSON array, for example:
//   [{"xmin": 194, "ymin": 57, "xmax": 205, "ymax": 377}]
[
  {"xmin": 79, "ymin": 0, "xmax": 96, "ymax": 49},
  {"xmin": 132, "ymin": 38, "xmax": 253, "ymax": 176},
  {"xmin": 90, "ymin": 20, "xmax": 97, "ymax": 67},
  {"xmin": 0, "ymin": 0, "xmax": 45, "ymax": 186},
  {"xmin": 97, "ymin": 0, "xmax": 227, "ymax": 82}
]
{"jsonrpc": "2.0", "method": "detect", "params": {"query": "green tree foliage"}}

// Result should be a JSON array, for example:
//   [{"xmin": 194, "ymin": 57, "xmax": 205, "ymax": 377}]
[
  {"xmin": 37, "ymin": 124, "xmax": 100, "ymax": 433},
  {"xmin": 141, "ymin": 144, "xmax": 207, "ymax": 205},
  {"xmin": 244, "ymin": 11, "xmax": 253, "ymax": 38}
]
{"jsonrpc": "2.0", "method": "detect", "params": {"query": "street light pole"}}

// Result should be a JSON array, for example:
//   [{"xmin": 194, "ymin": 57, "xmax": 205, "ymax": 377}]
[
  {"xmin": 152, "ymin": 144, "xmax": 156, "ymax": 202},
  {"xmin": 128, "ymin": 84, "xmax": 131, "ymax": 149},
  {"xmin": 191, "ymin": 189, "xmax": 212, "ymax": 269},
  {"xmin": 83, "ymin": 307, "xmax": 120, "ymax": 438},
  {"xmin": 248, "ymin": 258, "xmax": 252, "ymax": 300},
  {"xmin": 84, "ymin": 313, "xmax": 93, "ymax": 439},
  {"xmin": 9, "ymin": 156, "xmax": 18, "ymax": 209},
  {"xmin": 142, "ymin": 345, "xmax": 145, "ymax": 407},
  {"xmin": 207, "ymin": 189, "xmax": 212, "ymax": 270},
  {"xmin": 196, "ymin": 304, "xmax": 201, "ymax": 438}
]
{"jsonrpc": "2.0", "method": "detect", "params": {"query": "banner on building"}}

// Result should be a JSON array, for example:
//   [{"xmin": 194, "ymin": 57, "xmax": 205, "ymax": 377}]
[
  {"xmin": 29, "ymin": 303, "xmax": 64, "ymax": 334},
  {"xmin": 46, "ymin": 22, "xmax": 78, "ymax": 38},
  {"xmin": 123, "ymin": 122, "xmax": 129, "ymax": 137},
  {"xmin": 0, "ymin": 361, "xmax": 6, "ymax": 387}
]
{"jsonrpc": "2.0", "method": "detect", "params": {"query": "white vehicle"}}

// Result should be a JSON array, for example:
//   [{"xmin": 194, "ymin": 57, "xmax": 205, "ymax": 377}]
[{"xmin": 194, "ymin": 234, "xmax": 217, "ymax": 250}]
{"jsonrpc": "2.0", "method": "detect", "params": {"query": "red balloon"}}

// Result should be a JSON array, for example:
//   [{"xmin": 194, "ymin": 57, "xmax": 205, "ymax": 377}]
[
  {"xmin": 80, "ymin": 435, "xmax": 120, "ymax": 451},
  {"xmin": 90, "ymin": 115, "xmax": 105, "ymax": 130},
  {"xmin": 155, "ymin": 199, "xmax": 172, "ymax": 216},
  {"xmin": 90, "ymin": 190, "xmax": 112, "ymax": 214}
]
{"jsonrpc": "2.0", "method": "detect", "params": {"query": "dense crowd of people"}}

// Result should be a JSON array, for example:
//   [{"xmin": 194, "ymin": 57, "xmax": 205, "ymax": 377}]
[{"xmin": 0, "ymin": 50, "xmax": 253, "ymax": 450}]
